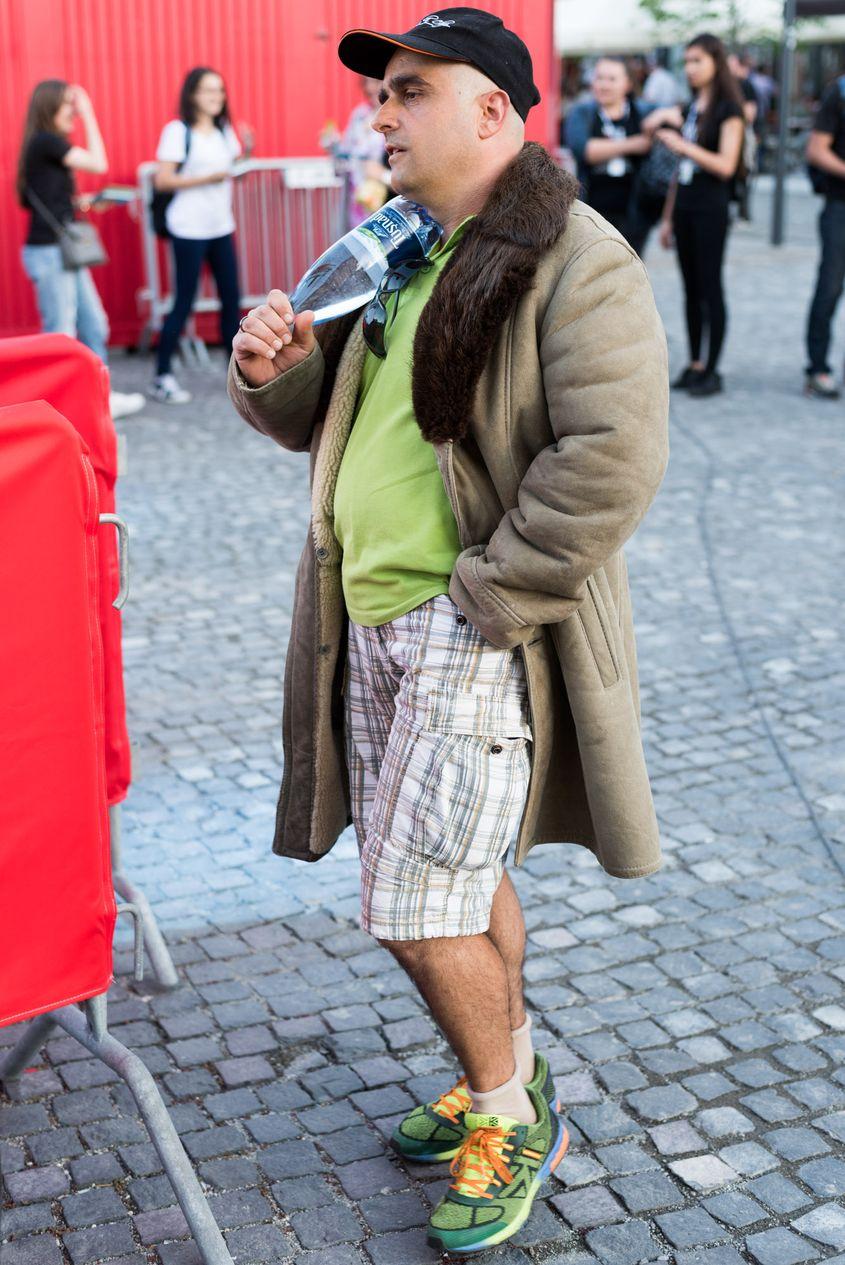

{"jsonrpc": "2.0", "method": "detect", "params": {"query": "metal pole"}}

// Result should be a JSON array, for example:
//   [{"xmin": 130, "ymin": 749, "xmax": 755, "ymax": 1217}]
[
  {"xmin": 772, "ymin": 0, "xmax": 798, "ymax": 245},
  {"xmin": 110, "ymin": 804, "xmax": 179, "ymax": 990},
  {"xmin": 2, "ymin": 1002, "xmax": 234, "ymax": 1265},
  {"xmin": 0, "ymin": 1013, "xmax": 57, "ymax": 1082}
]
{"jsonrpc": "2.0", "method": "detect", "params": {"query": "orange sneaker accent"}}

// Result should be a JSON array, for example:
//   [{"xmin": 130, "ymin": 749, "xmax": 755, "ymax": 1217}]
[
  {"xmin": 449, "ymin": 1124, "xmax": 516, "ymax": 1199},
  {"xmin": 431, "ymin": 1076, "xmax": 472, "ymax": 1124}
]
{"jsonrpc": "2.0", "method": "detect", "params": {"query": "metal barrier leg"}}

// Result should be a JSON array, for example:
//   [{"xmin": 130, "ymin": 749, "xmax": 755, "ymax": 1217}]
[
  {"xmin": 0, "ymin": 1013, "xmax": 57, "ymax": 1083},
  {"xmin": 4, "ymin": 999, "xmax": 234, "ymax": 1265},
  {"xmin": 110, "ymin": 804, "xmax": 179, "ymax": 990},
  {"xmin": 67, "ymin": 1000, "xmax": 233, "ymax": 1264}
]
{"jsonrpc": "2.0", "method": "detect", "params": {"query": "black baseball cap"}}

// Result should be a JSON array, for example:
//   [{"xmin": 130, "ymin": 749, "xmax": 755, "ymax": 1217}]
[{"xmin": 338, "ymin": 8, "xmax": 541, "ymax": 122}]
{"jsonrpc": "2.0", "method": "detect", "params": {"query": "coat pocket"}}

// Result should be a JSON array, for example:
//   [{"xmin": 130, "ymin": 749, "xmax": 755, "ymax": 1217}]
[{"xmin": 571, "ymin": 573, "xmax": 624, "ymax": 689}]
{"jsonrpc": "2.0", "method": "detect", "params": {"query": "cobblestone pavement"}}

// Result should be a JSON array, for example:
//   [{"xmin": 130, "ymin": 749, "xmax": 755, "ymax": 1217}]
[{"xmin": 2, "ymin": 178, "xmax": 844, "ymax": 1265}]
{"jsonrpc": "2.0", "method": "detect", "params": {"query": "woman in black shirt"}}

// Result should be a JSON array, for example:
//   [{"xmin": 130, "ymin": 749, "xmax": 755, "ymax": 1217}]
[
  {"xmin": 16, "ymin": 80, "xmax": 143, "ymax": 418},
  {"xmin": 646, "ymin": 33, "xmax": 745, "ymax": 397}
]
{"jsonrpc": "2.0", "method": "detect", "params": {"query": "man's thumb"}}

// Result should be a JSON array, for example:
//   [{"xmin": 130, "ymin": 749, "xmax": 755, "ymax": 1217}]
[{"xmin": 294, "ymin": 310, "xmax": 316, "ymax": 344}]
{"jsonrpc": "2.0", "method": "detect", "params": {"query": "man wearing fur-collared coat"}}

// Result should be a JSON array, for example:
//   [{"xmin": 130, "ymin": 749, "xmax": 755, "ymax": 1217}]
[{"xmin": 228, "ymin": 8, "xmax": 668, "ymax": 1253}]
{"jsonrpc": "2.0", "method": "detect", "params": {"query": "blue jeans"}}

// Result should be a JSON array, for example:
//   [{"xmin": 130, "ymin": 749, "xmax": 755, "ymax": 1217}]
[
  {"xmin": 156, "ymin": 232, "xmax": 240, "ymax": 375},
  {"xmin": 805, "ymin": 198, "xmax": 845, "ymax": 375},
  {"xmin": 21, "ymin": 243, "xmax": 109, "ymax": 364}
]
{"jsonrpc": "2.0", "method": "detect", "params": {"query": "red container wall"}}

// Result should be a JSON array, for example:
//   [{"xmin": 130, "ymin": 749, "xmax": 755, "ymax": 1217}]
[{"xmin": 0, "ymin": 0, "xmax": 556, "ymax": 345}]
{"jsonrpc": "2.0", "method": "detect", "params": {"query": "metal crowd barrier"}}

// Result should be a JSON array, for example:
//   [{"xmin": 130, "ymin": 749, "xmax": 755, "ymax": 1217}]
[
  {"xmin": 0, "ymin": 399, "xmax": 231, "ymax": 1264},
  {"xmin": 0, "ymin": 336, "xmax": 179, "ymax": 991},
  {"xmin": 136, "ymin": 157, "xmax": 346, "ymax": 359}
]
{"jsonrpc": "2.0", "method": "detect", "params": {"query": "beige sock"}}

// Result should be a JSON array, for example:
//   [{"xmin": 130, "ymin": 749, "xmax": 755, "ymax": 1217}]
[
  {"xmin": 511, "ymin": 1013, "xmax": 535, "ymax": 1084},
  {"xmin": 468, "ymin": 1065, "xmax": 537, "ymax": 1125}
]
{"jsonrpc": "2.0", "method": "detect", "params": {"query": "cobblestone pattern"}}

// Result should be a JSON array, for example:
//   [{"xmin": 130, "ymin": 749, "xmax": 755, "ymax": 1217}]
[{"xmin": 1, "ymin": 180, "xmax": 844, "ymax": 1264}]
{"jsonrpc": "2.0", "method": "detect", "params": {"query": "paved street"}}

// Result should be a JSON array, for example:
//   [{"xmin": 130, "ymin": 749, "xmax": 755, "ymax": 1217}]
[{"xmin": 1, "ymin": 176, "xmax": 844, "ymax": 1265}]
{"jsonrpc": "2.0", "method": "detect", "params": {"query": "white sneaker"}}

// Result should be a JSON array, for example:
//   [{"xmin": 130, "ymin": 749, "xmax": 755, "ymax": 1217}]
[
  {"xmin": 109, "ymin": 390, "xmax": 146, "ymax": 419},
  {"xmin": 149, "ymin": 373, "xmax": 192, "ymax": 405}
]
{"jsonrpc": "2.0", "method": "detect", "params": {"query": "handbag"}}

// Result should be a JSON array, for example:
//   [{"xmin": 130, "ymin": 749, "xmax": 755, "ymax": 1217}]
[
  {"xmin": 634, "ymin": 137, "xmax": 679, "ymax": 201},
  {"xmin": 26, "ymin": 187, "xmax": 108, "ymax": 270}
]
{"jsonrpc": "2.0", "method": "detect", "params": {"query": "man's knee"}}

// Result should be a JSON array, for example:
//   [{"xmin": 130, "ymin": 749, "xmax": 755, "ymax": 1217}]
[{"xmin": 377, "ymin": 936, "xmax": 424, "ymax": 965}]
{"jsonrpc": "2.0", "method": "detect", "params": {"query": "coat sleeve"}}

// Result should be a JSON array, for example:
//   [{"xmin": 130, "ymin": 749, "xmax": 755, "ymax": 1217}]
[
  {"xmin": 449, "ymin": 236, "xmax": 670, "ymax": 649},
  {"xmin": 226, "ymin": 343, "xmax": 325, "ymax": 453}
]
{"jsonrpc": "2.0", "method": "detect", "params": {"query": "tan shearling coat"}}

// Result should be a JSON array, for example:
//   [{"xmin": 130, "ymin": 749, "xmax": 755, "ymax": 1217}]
[{"xmin": 227, "ymin": 142, "xmax": 670, "ymax": 878}]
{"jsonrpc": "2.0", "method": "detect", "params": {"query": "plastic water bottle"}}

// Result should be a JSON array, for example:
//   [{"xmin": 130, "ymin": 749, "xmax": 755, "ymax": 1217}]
[{"xmin": 289, "ymin": 196, "xmax": 443, "ymax": 324}]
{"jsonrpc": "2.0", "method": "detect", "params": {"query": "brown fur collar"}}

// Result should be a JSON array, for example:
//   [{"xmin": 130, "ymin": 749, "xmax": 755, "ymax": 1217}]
[
  {"xmin": 314, "ymin": 142, "xmax": 579, "ymax": 444},
  {"xmin": 413, "ymin": 142, "xmax": 578, "ymax": 443}
]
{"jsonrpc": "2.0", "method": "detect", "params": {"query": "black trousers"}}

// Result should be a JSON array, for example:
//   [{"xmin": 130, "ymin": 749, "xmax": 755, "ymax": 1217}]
[
  {"xmin": 805, "ymin": 198, "xmax": 845, "ymax": 375},
  {"xmin": 157, "ymin": 232, "xmax": 241, "ymax": 375},
  {"xmin": 672, "ymin": 201, "xmax": 730, "ymax": 374}
]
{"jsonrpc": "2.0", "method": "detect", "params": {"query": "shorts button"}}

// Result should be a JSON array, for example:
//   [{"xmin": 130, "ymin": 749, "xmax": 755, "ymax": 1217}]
[
  {"xmin": 490, "ymin": 743, "xmax": 503, "ymax": 754},
  {"xmin": 455, "ymin": 613, "xmax": 467, "ymax": 626}
]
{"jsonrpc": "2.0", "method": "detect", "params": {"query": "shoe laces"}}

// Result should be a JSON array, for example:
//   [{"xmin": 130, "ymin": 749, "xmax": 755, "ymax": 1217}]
[
  {"xmin": 448, "ymin": 1124, "xmax": 516, "ymax": 1199},
  {"xmin": 431, "ymin": 1076, "xmax": 471, "ymax": 1124}
]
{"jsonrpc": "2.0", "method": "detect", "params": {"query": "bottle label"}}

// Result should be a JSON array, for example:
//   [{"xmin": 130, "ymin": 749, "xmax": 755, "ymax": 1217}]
[{"xmin": 358, "ymin": 204, "xmax": 434, "ymax": 267}]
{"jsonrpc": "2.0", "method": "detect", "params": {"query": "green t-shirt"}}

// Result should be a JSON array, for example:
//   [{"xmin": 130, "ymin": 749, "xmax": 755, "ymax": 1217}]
[{"xmin": 333, "ymin": 218, "xmax": 472, "ymax": 627}]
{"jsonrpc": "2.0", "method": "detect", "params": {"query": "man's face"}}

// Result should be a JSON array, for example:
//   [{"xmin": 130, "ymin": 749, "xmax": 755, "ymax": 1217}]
[{"xmin": 371, "ymin": 51, "xmax": 495, "ymax": 206}]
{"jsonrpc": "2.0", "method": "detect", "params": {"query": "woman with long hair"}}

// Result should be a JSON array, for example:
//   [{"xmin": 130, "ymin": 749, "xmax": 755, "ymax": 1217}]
[
  {"xmin": 647, "ymin": 33, "xmax": 745, "ymax": 397},
  {"xmin": 151, "ymin": 66, "xmax": 252, "ymax": 404},
  {"xmin": 17, "ymin": 80, "xmax": 144, "ymax": 418}
]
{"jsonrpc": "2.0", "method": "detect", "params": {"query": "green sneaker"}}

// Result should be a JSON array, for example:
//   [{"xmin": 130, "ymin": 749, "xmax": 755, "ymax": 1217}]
[
  {"xmin": 390, "ymin": 1052, "xmax": 558, "ymax": 1164},
  {"xmin": 426, "ymin": 1080, "xmax": 570, "ymax": 1255}
]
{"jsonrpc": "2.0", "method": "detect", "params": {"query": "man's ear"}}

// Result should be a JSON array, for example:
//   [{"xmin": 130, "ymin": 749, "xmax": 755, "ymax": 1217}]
[{"xmin": 478, "ymin": 89, "xmax": 511, "ymax": 138}]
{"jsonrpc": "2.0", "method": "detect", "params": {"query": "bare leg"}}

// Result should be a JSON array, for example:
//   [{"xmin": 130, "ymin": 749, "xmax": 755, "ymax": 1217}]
[
  {"xmin": 380, "ymin": 932, "xmax": 515, "ymax": 1092},
  {"xmin": 486, "ymin": 870, "xmax": 527, "ymax": 1030}
]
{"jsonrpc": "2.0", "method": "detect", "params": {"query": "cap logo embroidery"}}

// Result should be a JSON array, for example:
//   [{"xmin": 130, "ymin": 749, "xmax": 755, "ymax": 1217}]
[{"xmin": 418, "ymin": 14, "xmax": 456, "ymax": 27}]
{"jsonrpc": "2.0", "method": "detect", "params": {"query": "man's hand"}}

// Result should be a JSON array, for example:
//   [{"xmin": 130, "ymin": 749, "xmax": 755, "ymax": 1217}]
[
  {"xmin": 232, "ymin": 290, "xmax": 316, "ymax": 388},
  {"xmin": 658, "ymin": 219, "xmax": 674, "ymax": 251}
]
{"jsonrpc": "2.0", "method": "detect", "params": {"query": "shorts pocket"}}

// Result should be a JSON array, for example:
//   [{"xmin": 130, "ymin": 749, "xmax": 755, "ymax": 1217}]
[
  {"xmin": 417, "ymin": 683, "xmax": 531, "ymax": 872},
  {"xmin": 418, "ymin": 729, "xmax": 531, "ymax": 872}
]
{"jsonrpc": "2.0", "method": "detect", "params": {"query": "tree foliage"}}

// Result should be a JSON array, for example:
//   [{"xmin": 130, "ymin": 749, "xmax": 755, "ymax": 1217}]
[{"xmin": 636, "ymin": 0, "xmax": 780, "ymax": 43}]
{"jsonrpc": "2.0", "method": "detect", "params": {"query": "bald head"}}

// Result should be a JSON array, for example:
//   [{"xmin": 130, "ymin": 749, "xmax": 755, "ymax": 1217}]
[{"xmin": 372, "ymin": 50, "xmax": 525, "ymax": 233}]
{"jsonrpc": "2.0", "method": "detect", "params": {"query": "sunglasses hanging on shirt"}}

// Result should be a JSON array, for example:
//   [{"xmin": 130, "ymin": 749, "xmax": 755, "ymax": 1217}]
[{"xmin": 361, "ymin": 257, "xmax": 434, "ymax": 359}]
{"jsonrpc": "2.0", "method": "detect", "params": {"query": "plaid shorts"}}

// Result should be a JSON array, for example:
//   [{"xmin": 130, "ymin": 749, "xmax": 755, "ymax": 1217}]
[{"xmin": 344, "ymin": 593, "xmax": 532, "ymax": 941}]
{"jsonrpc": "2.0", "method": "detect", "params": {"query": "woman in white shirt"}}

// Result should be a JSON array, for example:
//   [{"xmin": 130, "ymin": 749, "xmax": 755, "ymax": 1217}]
[{"xmin": 151, "ymin": 67, "xmax": 252, "ymax": 404}]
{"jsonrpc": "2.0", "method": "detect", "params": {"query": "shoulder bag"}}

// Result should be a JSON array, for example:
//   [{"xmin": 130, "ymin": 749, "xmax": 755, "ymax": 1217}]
[{"xmin": 26, "ymin": 186, "xmax": 108, "ymax": 270}]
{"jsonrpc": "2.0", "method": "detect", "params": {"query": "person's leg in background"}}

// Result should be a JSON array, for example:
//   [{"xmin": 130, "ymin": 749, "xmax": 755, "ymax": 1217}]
[
  {"xmin": 21, "ymin": 243, "xmax": 76, "ymax": 337},
  {"xmin": 74, "ymin": 264, "xmax": 110, "ymax": 364},
  {"xmin": 206, "ymin": 232, "xmax": 241, "ymax": 353},
  {"xmin": 805, "ymin": 198, "xmax": 845, "ymax": 398},
  {"xmin": 22, "ymin": 245, "xmax": 144, "ymax": 419},
  {"xmin": 76, "ymin": 265, "xmax": 146, "ymax": 417},
  {"xmin": 626, "ymin": 190, "xmax": 665, "ymax": 259},
  {"xmin": 152, "ymin": 235, "xmax": 206, "ymax": 403},
  {"xmin": 671, "ymin": 204, "xmax": 705, "ymax": 387},
  {"xmin": 687, "ymin": 204, "xmax": 730, "ymax": 396}
]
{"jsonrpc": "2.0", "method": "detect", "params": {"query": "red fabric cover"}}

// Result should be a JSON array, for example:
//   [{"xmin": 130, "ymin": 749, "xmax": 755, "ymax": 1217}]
[
  {"xmin": 0, "ymin": 335, "xmax": 130, "ymax": 805},
  {"xmin": 0, "ymin": 402, "xmax": 116, "ymax": 1027}
]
